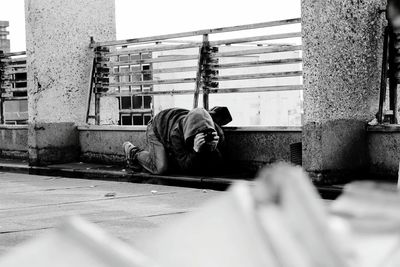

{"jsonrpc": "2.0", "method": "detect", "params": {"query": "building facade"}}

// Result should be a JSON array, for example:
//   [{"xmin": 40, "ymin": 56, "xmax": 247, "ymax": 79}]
[{"xmin": 0, "ymin": 21, "xmax": 10, "ymax": 53}]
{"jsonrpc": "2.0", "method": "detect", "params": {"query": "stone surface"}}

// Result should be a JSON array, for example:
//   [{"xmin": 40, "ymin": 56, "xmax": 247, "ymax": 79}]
[
  {"xmin": 302, "ymin": 0, "xmax": 385, "ymax": 123},
  {"xmin": 25, "ymin": 0, "xmax": 116, "ymax": 124},
  {"xmin": 302, "ymin": 0, "xmax": 386, "ymax": 181},
  {"xmin": 25, "ymin": 0, "xmax": 116, "ymax": 165}
]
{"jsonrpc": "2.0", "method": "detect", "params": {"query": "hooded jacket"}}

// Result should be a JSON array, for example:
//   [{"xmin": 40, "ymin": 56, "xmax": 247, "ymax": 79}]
[{"xmin": 152, "ymin": 108, "xmax": 224, "ymax": 174}]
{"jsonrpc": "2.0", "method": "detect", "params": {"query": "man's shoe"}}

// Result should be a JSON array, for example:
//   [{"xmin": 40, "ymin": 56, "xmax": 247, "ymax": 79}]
[
  {"xmin": 123, "ymin": 141, "xmax": 136, "ymax": 160},
  {"xmin": 122, "ymin": 141, "xmax": 142, "ymax": 171}
]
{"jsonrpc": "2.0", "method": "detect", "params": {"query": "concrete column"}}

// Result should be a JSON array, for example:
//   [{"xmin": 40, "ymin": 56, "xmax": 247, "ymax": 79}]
[
  {"xmin": 302, "ymin": 0, "xmax": 386, "ymax": 182},
  {"xmin": 25, "ymin": 0, "xmax": 116, "ymax": 165}
]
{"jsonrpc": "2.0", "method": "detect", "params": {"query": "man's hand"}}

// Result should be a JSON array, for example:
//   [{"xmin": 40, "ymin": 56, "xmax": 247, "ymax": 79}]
[
  {"xmin": 193, "ymin": 133, "xmax": 206, "ymax": 152},
  {"xmin": 208, "ymin": 132, "xmax": 219, "ymax": 151},
  {"xmin": 193, "ymin": 132, "xmax": 219, "ymax": 152}
]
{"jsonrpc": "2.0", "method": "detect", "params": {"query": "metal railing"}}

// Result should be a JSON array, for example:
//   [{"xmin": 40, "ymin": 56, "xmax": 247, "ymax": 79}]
[
  {"xmin": 0, "ymin": 51, "xmax": 28, "ymax": 124},
  {"xmin": 89, "ymin": 18, "xmax": 302, "ymax": 125}
]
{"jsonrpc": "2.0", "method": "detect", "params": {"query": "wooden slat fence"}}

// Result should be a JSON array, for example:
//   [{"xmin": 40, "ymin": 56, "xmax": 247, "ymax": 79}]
[{"xmin": 90, "ymin": 18, "xmax": 302, "ymax": 125}]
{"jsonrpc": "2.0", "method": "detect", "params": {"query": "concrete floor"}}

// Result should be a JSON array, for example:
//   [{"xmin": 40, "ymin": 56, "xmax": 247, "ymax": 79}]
[{"xmin": 0, "ymin": 171, "xmax": 222, "ymax": 256}]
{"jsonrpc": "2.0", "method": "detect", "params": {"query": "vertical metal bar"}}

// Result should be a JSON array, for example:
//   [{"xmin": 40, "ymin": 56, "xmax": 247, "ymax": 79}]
[
  {"xmin": 202, "ymin": 34, "xmax": 210, "ymax": 110},
  {"xmin": 193, "ymin": 45, "xmax": 203, "ymax": 109},
  {"xmin": 95, "ymin": 92, "xmax": 100, "ymax": 125},
  {"xmin": 138, "ymin": 52, "xmax": 143, "ymax": 125},
  {"xmin": 149, "ymin": 51, "xmax": 154, "ymax": 119},
  {"xmin": 85, "ymin": 55, "xmax": 95, "ymax": 124},
  {"xmin": 389, "ymin": 28, "xmax": 398, "ymax": 123},
  {"xmin": 0, "ymin": 50, "xmax": 4, "ymax": 124},
  {"xmin": 117, "ymin": 54, "xmax": 121, "ymax": 125},
  {"xmin": 378, "ymin": 27, "xmax": 389, "ymax": 123}
]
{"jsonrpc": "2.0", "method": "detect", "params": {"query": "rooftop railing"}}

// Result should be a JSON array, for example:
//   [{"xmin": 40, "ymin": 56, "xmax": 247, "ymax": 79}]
[{"xmin": 88, "ymin": 18, "xmax": 303, "ymax": 125}]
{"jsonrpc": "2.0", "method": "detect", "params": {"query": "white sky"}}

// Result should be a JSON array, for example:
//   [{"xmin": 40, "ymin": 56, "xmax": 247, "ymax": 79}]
[{"xmin": 0, "ymin": 0, "xmax": 301, "ymax": 52}]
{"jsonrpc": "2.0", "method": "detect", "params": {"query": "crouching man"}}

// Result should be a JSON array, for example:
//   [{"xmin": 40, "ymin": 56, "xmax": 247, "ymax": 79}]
[{"xmin": 123, "ymin": 107, "xmax": 228, "ymax": 175}]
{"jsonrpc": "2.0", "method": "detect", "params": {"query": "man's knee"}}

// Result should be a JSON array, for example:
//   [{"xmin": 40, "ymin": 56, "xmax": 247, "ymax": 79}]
[{"xmin": 154, "ymin": 162, "xmax": 168, "ymax": 175}]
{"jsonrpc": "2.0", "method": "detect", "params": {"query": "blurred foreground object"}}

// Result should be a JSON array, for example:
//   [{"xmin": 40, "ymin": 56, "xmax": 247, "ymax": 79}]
[
  {"xmin": 0, "ymin": 217, "xmax": 156, "ymax": 267},
  {"xmin": 9, "ymin": 163, "xmax": 398, "ymax": 267},
  {"xmin": 331, "ymin": 181, "xmax": 400, "ymax": 267},
  {"xmin": 140, "ymin": 162, "xmax": 347, "ymax": 267}
]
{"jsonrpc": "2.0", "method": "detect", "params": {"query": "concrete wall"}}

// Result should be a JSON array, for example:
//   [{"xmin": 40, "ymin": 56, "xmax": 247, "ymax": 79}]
[
  {"xmin": 0, "ymin": 125, "xmax": 28, "ymax": 159},
  {"xmin": 302, "ymin": 0, "xmax": 386, "ymax": 182},
  {"xmin": 25, "ymin": 0, "xmax": 116, "ymax": 165},
  {"xmin": 222, "ymin": 127, "xmax": 302, "ymax": 172},
  {"xmin": 79, "ymin": 126, "xmax": 147, "ymax": 164},
  {"xmin": 78, "ymin": 125, "xmax": 302, "ymax": 174},
  {"xmin": 1, "ymin": 122, "xmax": 398, "ymax": 182},
  {"xmin": 368, "ymin": 126, "xmax": 400, "ymax": 180}
]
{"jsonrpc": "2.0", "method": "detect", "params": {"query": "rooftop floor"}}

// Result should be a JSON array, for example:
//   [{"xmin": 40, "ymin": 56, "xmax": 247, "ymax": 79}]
[{"xmin": 0, "ymin": 171, "xmax": 222, "ymax": 256}]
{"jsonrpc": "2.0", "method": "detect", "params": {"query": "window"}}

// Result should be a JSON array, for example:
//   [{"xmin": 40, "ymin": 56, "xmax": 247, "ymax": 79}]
[{"xmin": 115, "ymin": 52, "xmax": 153, "ymax": 125}]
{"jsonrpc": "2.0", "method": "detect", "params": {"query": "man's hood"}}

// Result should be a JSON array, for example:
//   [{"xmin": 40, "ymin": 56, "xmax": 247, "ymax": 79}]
[{"xmin": 182, "ymin": 108, "xmax": 215, "ymax": 142}]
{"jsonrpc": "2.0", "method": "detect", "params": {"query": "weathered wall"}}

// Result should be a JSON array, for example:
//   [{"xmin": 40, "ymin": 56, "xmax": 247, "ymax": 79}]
[
  {"xmin": 223, "ymin": 128, "xmax": 302, "ymax": 172},
  {"xmin": 25, "ymin": 0, "xmax": 116, "ymax": 165},
  {"xmin": 368, "ymin": 126, "xmax": 400, "ymax": 180},
  {"xmin": 79, "ymin": 126, "xmax": 147, "ymax": 164},
  {"xmin": 0, "ymin": 126, "xmax": 28, "ymax": 159},
  {"xmin": 78, "ymin": 126, "xmax": 302, "ymax": 173},
  {"xmin": 302, "ymin": 0, "xmax": 386, "ymax": 182}
]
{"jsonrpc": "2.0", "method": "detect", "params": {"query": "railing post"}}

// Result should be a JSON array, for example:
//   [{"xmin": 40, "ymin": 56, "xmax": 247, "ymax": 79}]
[
  {"xmin": 202, "ymin": 44, "xmax": 219, "ymax": 111},
  {"xmin": 93, "ymin": 45, "xmax": 110, "ymax": 125},
  {"xmin": 193, "ymin": 35, "xmax": 207, "ymax": 109},
  {"xmin": 86, "ymin": 37, "xmax": 96, "ymax": 124},
  {"xmin": 378, "ymin": 26, "xmax": 389, "ymax": 123},
  {"xmin": 193, "ymin": 34, "xmax": 219, "ymax": 110},
  {"xmin": 201, "ymin": 34, "xmax": 210, "ymax": 110}
]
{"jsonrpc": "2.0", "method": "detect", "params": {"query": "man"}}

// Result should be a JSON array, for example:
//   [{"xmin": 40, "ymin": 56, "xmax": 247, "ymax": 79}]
[{"xmin": 123, "ymin": 107, "xmax": 231, "ymax": 175}]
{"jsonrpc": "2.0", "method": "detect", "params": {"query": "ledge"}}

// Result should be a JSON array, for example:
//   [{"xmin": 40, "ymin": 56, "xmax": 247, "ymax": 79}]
[
  {"xmin": 367, "ymin": 124, "xmax": 400, "ymax": 132},
  {"xmin": 78, "ymin": 125, "xmax": 147, "ymax": 131},
  {"xmin": 223, "ymin": 126, "xmax": 302, "ymax": 132},
  {"xmin": 0, "ymin": 125, "xmax": 28, "ymax": 130},
  {"xmin": 78, "ymin": 124, "xmax": 302, "ymax": 132}
]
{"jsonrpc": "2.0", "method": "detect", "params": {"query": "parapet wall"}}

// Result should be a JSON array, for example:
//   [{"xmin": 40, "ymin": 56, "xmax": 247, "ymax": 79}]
[
  {"xmin": 78, "ymin": 125, "xmax": 303, "ymax": 173},
  {"xmin": 3, "ymin": 124, "xmax": 400, "ymax": 181},
  {"xmin": 0, "ymin": 125, "xmax": 28, "ymax": 159},
  {"xmin": 368, "ymin": 126, "xmax": 400, "ymax": 180}
]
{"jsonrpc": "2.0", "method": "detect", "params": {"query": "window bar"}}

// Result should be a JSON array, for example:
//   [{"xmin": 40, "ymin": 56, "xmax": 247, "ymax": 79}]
[
  {"xmin": 149, "ymin": 55, "xmax": 154, "ymax": 119},
  {"xmin": 129, "ymin": 53, "xmax": 133, "ymax": 124},
  {"xmin": 138, "ymin": 52, "xmax": 143, "ymax": 125}
]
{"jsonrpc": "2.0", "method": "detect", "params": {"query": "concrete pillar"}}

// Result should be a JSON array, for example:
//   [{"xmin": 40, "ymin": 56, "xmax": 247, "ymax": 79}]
[
  {"xmin": 302, "ymin": 0, "xmax": 386, "ymax": 182},
  {"xmin": 25, "ymin": 0, "xmax": 116, "ymax": 165}
]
